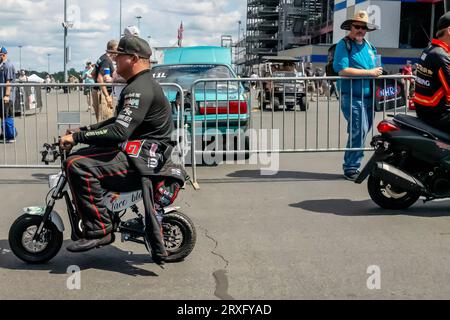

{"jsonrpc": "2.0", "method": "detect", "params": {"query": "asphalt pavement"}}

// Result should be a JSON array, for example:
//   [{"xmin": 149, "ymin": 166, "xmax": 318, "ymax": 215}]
[
  {"xmin": 1, "ymin": 151, "xmax": 450, "ymax": 299},
  {"xmin": 1, "ymin": 90, "xmax": 449, "ymax": 300}
]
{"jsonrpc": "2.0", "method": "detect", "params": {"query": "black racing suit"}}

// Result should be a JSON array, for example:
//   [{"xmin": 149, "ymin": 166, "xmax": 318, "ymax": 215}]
[
  {"xmin": 413, "ymin": 39, "xmax": 450, "ymax": 133},
  {"xmin": 64, "ymin": 69, "xmax": 174, "ymax": 243}
]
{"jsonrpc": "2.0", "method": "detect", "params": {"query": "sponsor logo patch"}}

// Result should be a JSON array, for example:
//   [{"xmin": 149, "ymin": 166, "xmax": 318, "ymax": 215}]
[
  {"xmin": 124, "ymin": 98, "xmax": 140, "ymax": 109},
  {"xmin": 148, "ymin": 158, "xmax": 159, "ymax": 168},
  {"xmin": 117, "ymin": 120, "xmax": 130, "ymax": 128},
  {"xmin": 124, "ymin": 93, "xmax": 141, "ymax": 99},
  {"xmin": 123, "ymin": 107, "xmax": 133, "ymax": 116},
  {"xmin": 121, "ymin": 140, "xmax": 144, "ymax": 158},
  {"xmin": 85, "ymin": 129, "xmax": 108, "ymax": 137},
  {"xmin": 416, "ymin": 76, "xmax": 431, "ymax": 87},
  {"xmin": 118, "ymin": 114, "xmax": 133, "ymax": 123}
]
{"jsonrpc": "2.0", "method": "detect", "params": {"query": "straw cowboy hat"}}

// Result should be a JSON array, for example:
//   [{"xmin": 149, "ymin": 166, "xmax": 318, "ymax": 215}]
[{"xmin": 340, "ymin": 10, "xmax": 379, "ymax": 31}]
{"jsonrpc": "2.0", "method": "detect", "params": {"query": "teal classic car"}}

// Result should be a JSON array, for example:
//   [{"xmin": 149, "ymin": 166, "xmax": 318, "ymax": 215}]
[{"xmin": 151, "ymin": 46, "xmax": 249, "ymax": 160}]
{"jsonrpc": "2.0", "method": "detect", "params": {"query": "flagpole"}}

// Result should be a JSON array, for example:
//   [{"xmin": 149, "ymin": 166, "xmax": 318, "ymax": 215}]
[{"xmin": 177, "ymin": 21, "xmax": 184, "ymax": 47}]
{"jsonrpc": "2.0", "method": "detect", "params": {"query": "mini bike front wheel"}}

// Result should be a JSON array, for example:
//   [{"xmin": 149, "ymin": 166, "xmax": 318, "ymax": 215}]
[{"xmin": 9, "ymin": 215, "xmax": 63, "ymax": 264}]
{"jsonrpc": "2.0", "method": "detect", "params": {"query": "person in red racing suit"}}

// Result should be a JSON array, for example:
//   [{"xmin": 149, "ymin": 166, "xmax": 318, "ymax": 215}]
[
  {"xmin": 413, "ymin": 12, "xmax": 450, "ymax": 133},
  {"xmin": 60, "ymin": 36, "xmax": 176, "ymax": 262}
]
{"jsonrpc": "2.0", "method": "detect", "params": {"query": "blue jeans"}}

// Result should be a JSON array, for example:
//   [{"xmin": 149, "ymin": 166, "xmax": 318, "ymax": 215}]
[
  {"xmin": 2, "ymin": 117, "xmax": 16, "ymax": 140},
  {"xmin": 341, "ymin": 95, "xmax": 373, "ymax": 173},
  {"xmin": 0, "ymin": 101, "xmax": 16, "ymax": 140}
]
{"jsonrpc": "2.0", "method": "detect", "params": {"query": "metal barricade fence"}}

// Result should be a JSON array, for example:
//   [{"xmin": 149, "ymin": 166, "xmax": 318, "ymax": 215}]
[
  {"xmin": 188, "ymin": 75, "xmax": 416, "ymax": 188},
  {"xmin": 0, "ymin": 83, "xmax": 185, "ymax": 169}
]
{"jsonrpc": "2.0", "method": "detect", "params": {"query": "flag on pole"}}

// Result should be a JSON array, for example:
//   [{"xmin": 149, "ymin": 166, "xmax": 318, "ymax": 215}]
[{"xmin": 177, "ymin": 21, "xmax": 184, "ymax": 47}]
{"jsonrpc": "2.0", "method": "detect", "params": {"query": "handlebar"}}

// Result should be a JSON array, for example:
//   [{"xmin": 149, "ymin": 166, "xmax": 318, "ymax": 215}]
[{"xmin": 41, "ymin": 139, "xmax": 68, "ymax": 164}]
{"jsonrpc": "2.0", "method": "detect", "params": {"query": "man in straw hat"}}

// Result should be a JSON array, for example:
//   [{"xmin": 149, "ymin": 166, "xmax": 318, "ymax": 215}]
[
  {"xmin": 413, "ymin": 11, "xmax": 450, "ymax": 134},
  {"xmin": 333, "ymin": 10, "xmax": 383, "ymax": 181}
]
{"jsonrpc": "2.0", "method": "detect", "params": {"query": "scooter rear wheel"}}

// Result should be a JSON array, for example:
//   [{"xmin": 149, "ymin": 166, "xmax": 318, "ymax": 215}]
[
  {"xmin": 368, "ymin": 174, "xmax": 420, "ymax": 210},
  {"xmin": 8, "ymin": 215, "xmax": 63, "ymax": 264}
]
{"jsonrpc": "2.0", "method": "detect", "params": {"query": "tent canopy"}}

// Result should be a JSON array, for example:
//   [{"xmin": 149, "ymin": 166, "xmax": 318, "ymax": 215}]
[{"xmin": 27, "ymin": 74, "xmax": 45, "ymax": 83}]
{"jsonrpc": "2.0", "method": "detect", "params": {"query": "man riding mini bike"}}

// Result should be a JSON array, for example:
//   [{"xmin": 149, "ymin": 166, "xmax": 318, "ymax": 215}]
[
  {"xmin": 9, "ymin": 35, "xmax": 195, "ymax": 266},
  {"xmin": 8, "ymin": 140, "xmax": 196, "ymax": 265}
]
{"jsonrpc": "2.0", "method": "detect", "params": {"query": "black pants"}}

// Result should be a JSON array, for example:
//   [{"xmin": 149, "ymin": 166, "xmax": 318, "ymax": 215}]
[
  {"xmin": 418, "ymin": 112, "xmax": 450, "ymax": 134},
  {"xmin": 1, "ymin": 101, "xmax": 14, "ymax": 118},
  {"xmin": 64, "ymin": 147, "xmax": 141, "ymax": 239},
  {"xmin": 329, "ymin": 81, "xmax": 339, "ymax": 99}
]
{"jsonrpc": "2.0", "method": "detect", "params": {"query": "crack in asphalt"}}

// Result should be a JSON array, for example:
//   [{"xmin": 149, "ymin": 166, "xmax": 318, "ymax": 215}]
[{"xmin": 199, "ymin": 225, "xmax": 234, "ymax": 300}]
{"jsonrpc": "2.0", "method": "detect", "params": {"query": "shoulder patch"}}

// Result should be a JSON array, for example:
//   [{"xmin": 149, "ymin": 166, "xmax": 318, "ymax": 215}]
[
  {"xmin": 124, "ymin": 93, "xmax": 142, "ymax": 99},
  {"xmin": 124, "ymin": 96, "xmax": 140, "ymax": 109}
]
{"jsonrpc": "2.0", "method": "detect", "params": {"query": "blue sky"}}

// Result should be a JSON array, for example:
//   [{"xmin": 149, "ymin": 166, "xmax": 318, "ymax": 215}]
[{"xmin": 0, "ymin": 0, "xmax": 246, "ymax": 73}]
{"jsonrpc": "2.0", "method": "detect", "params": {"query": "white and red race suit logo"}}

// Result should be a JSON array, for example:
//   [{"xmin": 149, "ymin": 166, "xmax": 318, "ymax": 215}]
[{"xmin": 122, "ymin": 140, "xmax": 144, "ymax": 158}]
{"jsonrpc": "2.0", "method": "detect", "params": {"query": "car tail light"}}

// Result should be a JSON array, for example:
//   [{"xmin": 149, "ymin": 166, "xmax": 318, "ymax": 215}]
[
  {"xmin": 199, "ymin": 101, "xmax": 248, "ymax": 115},
  {"xmin": 377, "ymin": 120, "xmax": 400, "ymax": 133}
]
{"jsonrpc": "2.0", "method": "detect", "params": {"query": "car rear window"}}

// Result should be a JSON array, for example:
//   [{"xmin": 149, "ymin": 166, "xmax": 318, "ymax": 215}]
[{"xmin": 151, "ymin": 64, "xmax": 234, "ymax": 90}]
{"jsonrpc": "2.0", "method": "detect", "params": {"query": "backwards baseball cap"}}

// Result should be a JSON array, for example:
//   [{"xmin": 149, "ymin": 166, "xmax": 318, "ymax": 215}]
[
  {"xmin": 107, "ymin": 36, "xmax": 151, "ymax": 59},
  {"xmin": 0, "ymin": 47, "xmax": 7, "ymax": 55},
  {"xmin": 437, "ymin": 11, "xmax": 450, "ymax": 35}
]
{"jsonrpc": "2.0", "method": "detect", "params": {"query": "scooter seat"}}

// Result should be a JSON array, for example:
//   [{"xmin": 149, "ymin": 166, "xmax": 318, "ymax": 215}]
[{"xmin": 393, "ymin": 114, "xmax": 450, "ymax": 142}]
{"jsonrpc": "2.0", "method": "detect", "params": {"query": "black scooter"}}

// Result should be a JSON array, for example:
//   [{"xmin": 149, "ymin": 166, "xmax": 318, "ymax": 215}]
[{"xmin": 356, "ymin": 113, "xmax": 450, "ymax": 209}]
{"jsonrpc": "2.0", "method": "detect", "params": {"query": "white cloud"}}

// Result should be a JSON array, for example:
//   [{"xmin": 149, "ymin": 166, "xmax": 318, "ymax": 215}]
[
  {"xmin": 0, "ymin": 0, "xmax": 246, "ymax": 72},
  {"xmin": 0, "ymin": 27, "xmax": 19, "ymax": 38},
  {"xmin": 125, "ymin": 4, "xmax": 150, "ymax": 15}
]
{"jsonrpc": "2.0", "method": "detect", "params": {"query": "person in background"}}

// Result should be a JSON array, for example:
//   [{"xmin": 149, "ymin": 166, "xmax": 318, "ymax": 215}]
[
  {"xmin": 250, "ymin": 71, "xmax": 258, "ymax": 89},
  {"xmin": 305, "ymin": 62, "xmax": 316, "ymax": 102},
  {"xmin": 333, "ymin": 10, "xmax": 382, "ymax": 181},
  {"xmin": 314, "ymin": 67, "xmax": 325, "ymax": 96},
  {"xmin": 123, "ymin": 25, "xmax": 140, "ymax": 37},
  {"xmin": 82, "ymin": 61, "xmax": 95, "ymax": 112},
  {"xmin": 401, "ymin": 60, "xmax": 414, "ymax": 99},
  {"xmin": 45, "ymin": 74, "xmax": 51, "ymax": 93},
  {"xmin": 18, "ymin": 70, "xmax": 28, "ymax": 82},
  {"xmin": 0, "ymin": 46, "xmax": 17, "ymax": 143},
  {"xmin": 91, "ymin": 40, "xmax": 118, "ymax": 122}
]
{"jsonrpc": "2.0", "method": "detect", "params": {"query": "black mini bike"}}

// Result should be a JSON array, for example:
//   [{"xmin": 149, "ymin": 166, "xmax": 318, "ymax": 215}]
[{"xmin": 8, "ymin": 142, "xmax": 196, "ymax": 264}]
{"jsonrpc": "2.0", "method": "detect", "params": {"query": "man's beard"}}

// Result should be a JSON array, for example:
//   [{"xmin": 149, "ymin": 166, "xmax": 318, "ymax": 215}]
[{"xmin": 355, "ymin": 34, "xmax": 364, "ymax": 42}]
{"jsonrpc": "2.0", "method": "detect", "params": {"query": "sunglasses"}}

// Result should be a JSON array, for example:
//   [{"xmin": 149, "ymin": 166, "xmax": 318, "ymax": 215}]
[{"xmin": 352, "ymin": 24, "xmax": 368, "ymax": 30}]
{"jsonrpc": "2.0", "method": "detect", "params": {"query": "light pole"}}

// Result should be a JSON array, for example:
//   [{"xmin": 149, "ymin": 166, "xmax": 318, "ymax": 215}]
[
  {"xmin": 238, "ymin": 20, "xmax": 241, "ymax": 43},
  {"xmin": 62, "ymin": 0, "xmax": 74, "ymax": 83},
  {"xmin": 18, "ymin": 45, "xmax": 22, "ymax": 71},
  {"xmin": 47, "ymin": 54, "xmax": 51, "ymax": 74},
  {"xmin": 63, "ymin": 0, "xmax": 68, "ymax": 82},
  {"xmin": 119, "ymin": 0, "xmax": 122, "ymax": 38},
  {"xmin": 135, "ymin": 16, "xmax": 142, "ymax": 30},
  {"xmin": 237, "ymin": 20, "xmax": 242, "ymax": 73}
]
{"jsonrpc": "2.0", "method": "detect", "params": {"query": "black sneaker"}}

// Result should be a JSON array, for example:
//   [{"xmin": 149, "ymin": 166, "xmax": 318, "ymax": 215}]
[
  {"xmin": 66, "ymin": 233, "xmax": 115, "ymax": 253},
  {"xmin": 5, "ymin": 131, "xmax": 17, "ymax": 143},
  {"xmin": 343, "ymin": 170, "xmax": 360, "ymax": 181}
]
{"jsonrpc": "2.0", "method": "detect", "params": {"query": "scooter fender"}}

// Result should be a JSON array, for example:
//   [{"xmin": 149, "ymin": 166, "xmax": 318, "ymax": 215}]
[
  {"xmin": 164, "ymin": 206, "xmax": 180, "ymax": 214},
  {"xmin": 22, "ymin": 207, "xmax": 65, "ymax": 233}
]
